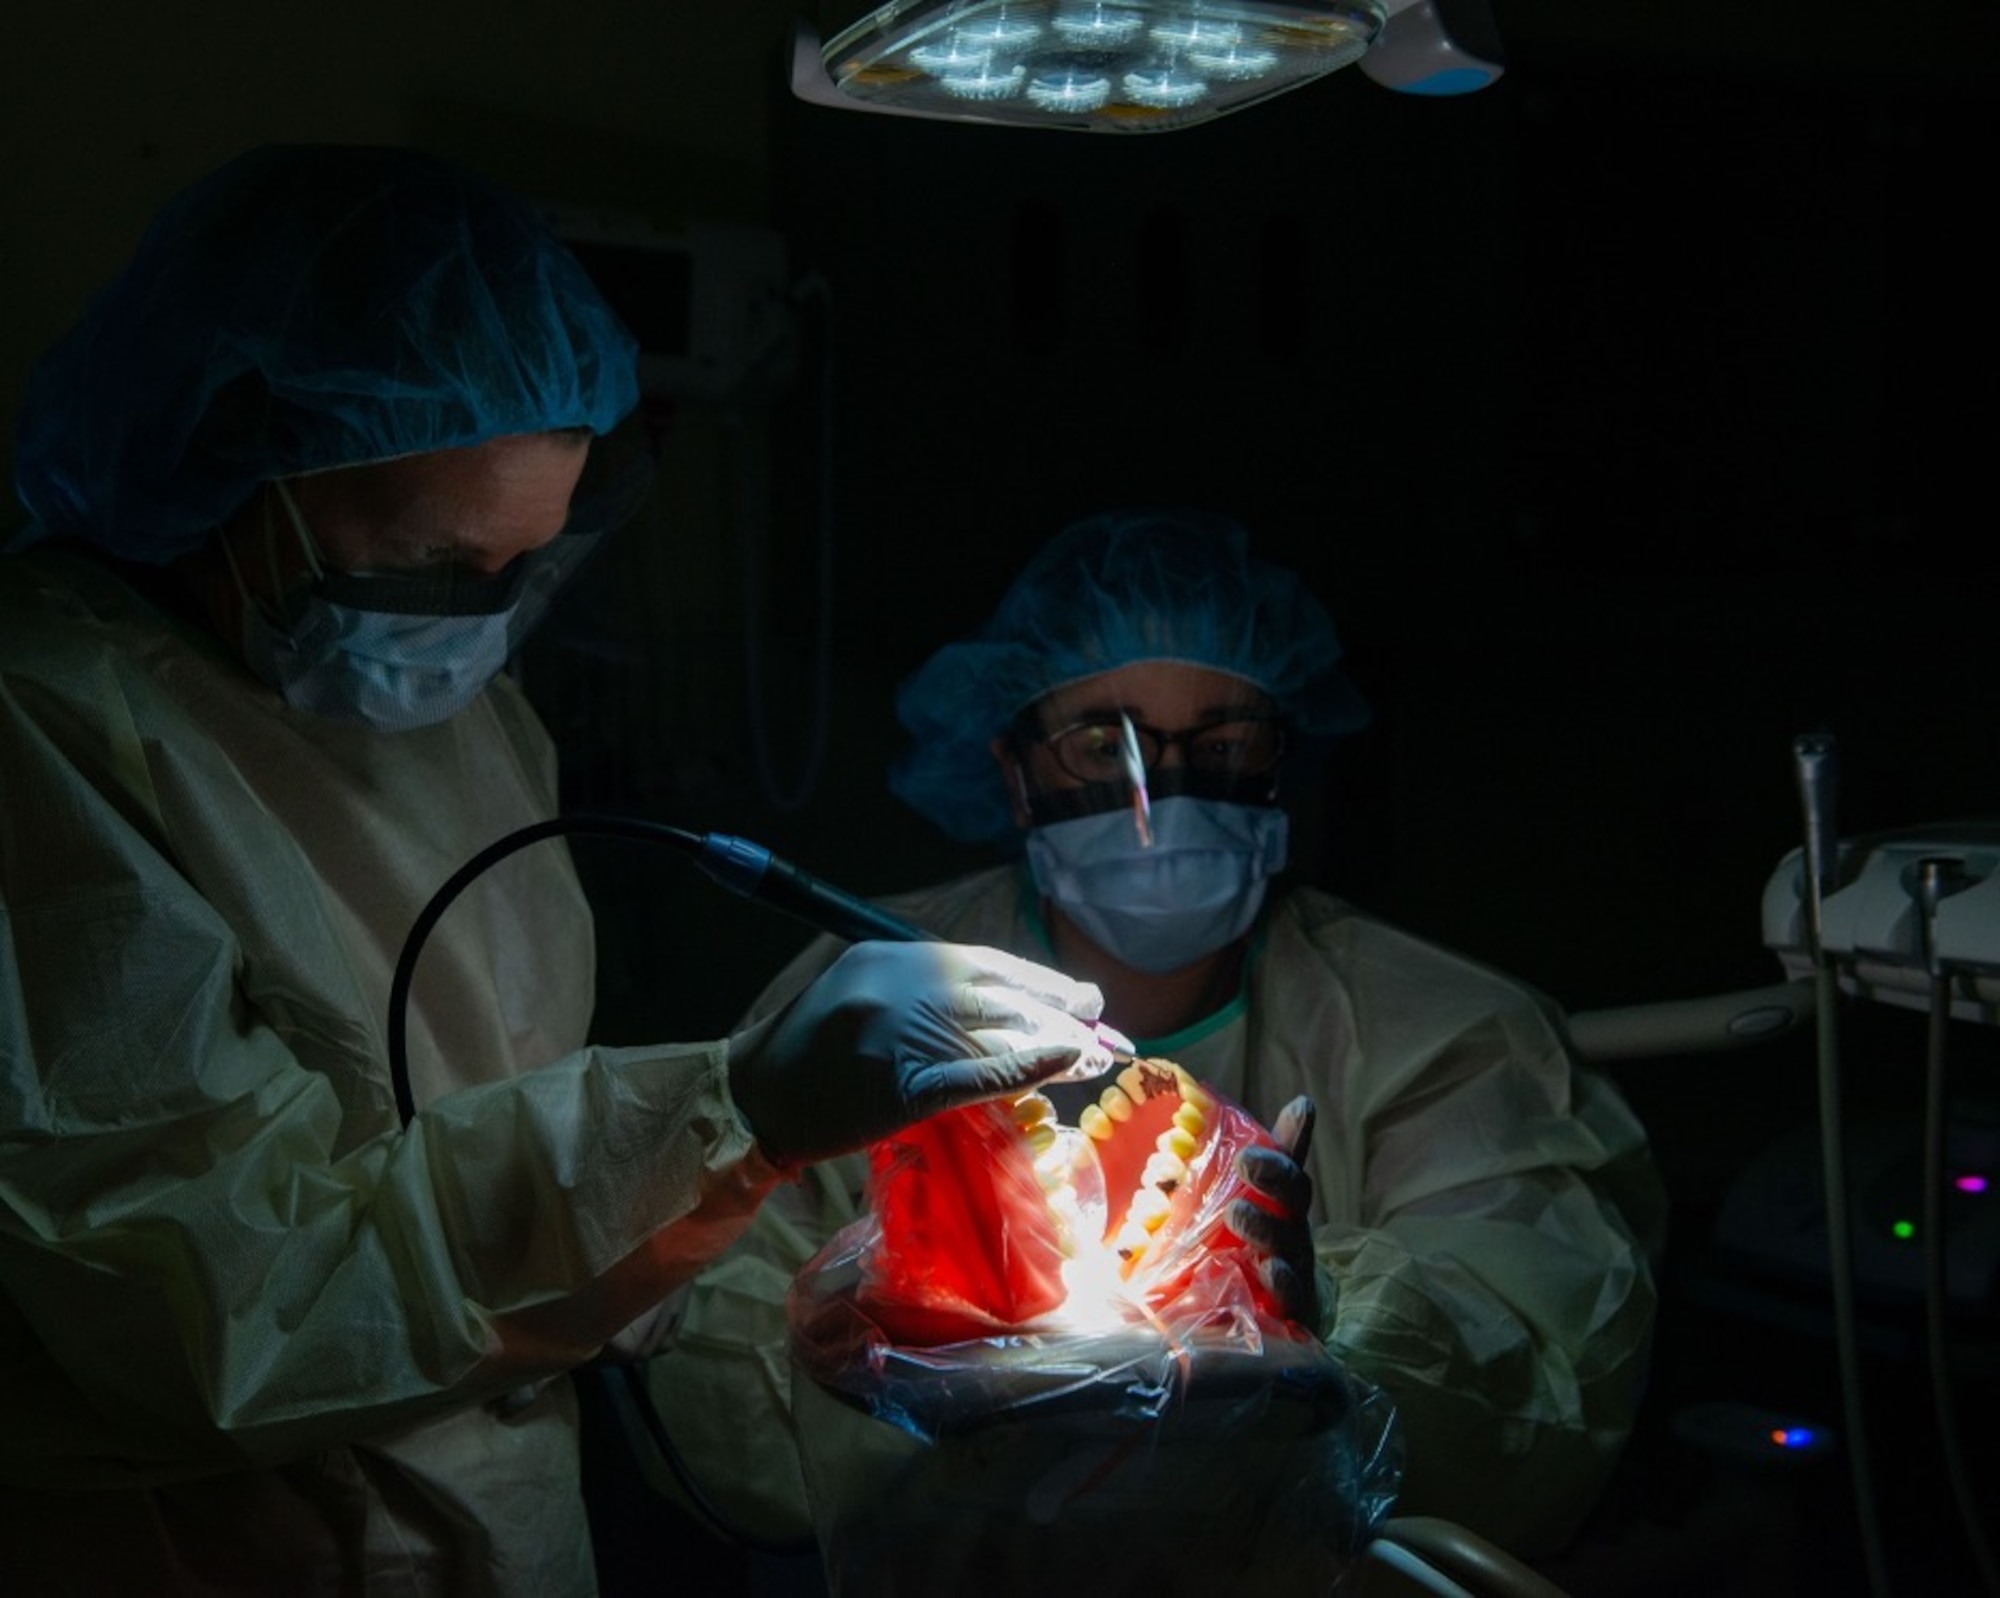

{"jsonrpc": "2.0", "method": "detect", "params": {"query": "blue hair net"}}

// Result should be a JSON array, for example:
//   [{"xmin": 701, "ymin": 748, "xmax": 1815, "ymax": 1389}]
[
  {"xmin": 890, "ymin": 509, "xmax": 1372, "ymax": 843},
  {"xmin": 11, "ymin": 144, "xmax": 640, "ymax": 563}
]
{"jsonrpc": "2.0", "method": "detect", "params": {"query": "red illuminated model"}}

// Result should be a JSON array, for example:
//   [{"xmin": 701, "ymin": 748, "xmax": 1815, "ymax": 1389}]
[{"xmin": 856, "ymin": 1057, "xmax": 1293, "ymax": 1345}]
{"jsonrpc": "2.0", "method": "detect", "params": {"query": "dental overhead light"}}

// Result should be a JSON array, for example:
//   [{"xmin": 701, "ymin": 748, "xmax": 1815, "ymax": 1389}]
[{"xmin": 790, "ymin": 0, "xmax": 1504, "ymax": 134}]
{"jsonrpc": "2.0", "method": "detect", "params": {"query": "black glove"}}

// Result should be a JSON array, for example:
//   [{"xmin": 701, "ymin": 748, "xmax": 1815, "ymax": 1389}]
[
  {"xmin": 1231, "ymin": 1094, "xmax": 1324, "ymax": 1328},
  {"xmin": 728, "ymin": 941, "xmax": 1120, "ymax": 1166}
]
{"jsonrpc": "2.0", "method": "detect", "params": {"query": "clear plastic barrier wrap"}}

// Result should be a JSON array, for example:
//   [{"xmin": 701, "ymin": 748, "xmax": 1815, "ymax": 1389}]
[{"xmin": 785, "ymin": 1061, "xmax": 1403, "ymax": 1595}]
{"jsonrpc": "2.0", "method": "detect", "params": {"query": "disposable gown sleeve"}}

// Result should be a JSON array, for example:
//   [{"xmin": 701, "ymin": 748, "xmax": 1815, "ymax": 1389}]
[
  {"xmin": 634, "ymin": 932, "xmax": 866, "ymax": 1542},
  {"xmin": 0, "ymin": 692, "xmax": 783, "ymax": 1488},
  {"xmin": 1299, "ymin": 915, "xmax": 1665, "ymax": 1558},
  {"xmin": 0, "ymin": 912, "xmax": 783, "ymax": 1482}
]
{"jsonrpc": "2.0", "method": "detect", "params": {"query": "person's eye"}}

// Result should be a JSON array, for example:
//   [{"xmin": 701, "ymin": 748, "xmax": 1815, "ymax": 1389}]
[
  {"xmin": 358, "ymin": 542, "xmax": 456, "ymax": 576},
  {"xmin": 1195, "ymin": 723, "xmax": 1256, "ymax": 767},
  {"xmin": 1064, "ymin": 725, "xmax": 1125, "ymax": 773},
  {"xmin": 1203, "ymin": 719, "xmax": 1284, "ymax": 771}
]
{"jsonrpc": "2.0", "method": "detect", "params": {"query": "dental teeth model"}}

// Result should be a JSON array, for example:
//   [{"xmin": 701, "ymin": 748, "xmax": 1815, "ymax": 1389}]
[
  {"xmin": 1080, "ymin": 1059, "xmax": 1211, "ymax": 1274},
  {"xmin": 855, "ymin": 1055, "xmax": 1287, "ymax": 1346}
]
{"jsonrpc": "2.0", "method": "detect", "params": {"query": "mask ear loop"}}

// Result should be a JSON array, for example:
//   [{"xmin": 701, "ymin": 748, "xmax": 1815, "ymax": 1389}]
[
  {"xmin": 223, "ymin": 480, "xmax": 327, "ymax": 628},
  {"xmin": 270, "ymin": 479, "xmax": 327, "ymax": 584},
  {"xmin": 1002, "ymin": 734, "xmax": 1039, "ymax": 831},
  {"xmin": 1259, "ymin": 719, "xmax": 1291, "ymax": 805},
  {"xmin": 1003, "ymin": 710, "xmax": 1043, "ymax": 827},
  {"xmin": 216, "ymin": 529, "xmax": 257, "ymax": 620}
]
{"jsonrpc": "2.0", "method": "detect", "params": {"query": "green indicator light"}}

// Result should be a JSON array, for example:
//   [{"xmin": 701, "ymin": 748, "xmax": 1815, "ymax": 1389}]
[{"xmin": 1892, "ymin": 1220, "xmax": 1916, "ymax": 1241}]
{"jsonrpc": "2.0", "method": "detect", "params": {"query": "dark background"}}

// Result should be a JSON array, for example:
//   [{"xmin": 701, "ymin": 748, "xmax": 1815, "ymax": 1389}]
[{"xmin": 5, "ymin": 4, "xmax": 1997, "ymax": 1593}]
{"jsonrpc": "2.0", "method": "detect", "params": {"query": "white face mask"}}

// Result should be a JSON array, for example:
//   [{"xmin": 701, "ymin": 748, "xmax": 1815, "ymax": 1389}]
[
  {"xmin": 230, "ymin": 480, "xmax": 526, "ymax": 732},
  {"xmin": 239, "ymin": 596, "xmax": 517, "ymax": 732},
  {"xmin": 1025, "ymin": 795, "xmax": 1289, "ymax": 974}
]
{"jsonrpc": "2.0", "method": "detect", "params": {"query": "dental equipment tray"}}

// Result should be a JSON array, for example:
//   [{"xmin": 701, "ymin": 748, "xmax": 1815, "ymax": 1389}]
[{"xmin": 1765, "ymin": 819, "xmax": 2000, "ymax": 1022}]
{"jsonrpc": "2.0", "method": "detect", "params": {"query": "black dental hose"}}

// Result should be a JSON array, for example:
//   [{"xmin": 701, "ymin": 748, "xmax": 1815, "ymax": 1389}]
[
  {"xmin": 386, "ymin": 811, "xmax": 932, "ymax": 1557},
  {"xmin": 1915, "ymin": 860, "xmax": 2000, "ymax": 1597},
  {"xmin": 1793, "ymin": 735, "xmax": 1894, "ymax": 1598},
  {"xmin": 386, "ymin": 812, "xmax": 933, "ymax": 1125}
]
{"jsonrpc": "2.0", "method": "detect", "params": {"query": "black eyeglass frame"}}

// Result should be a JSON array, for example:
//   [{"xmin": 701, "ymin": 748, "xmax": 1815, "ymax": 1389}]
[{"xmin": 1016, "ymin": 710, "xmax": 1290, "ymax": 787}]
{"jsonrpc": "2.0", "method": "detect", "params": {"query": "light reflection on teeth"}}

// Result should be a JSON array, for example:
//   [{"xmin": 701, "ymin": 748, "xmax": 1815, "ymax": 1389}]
[
  {"xmin": 989, "ymin": 1053, "xmax": 1249, "ymax": 1306},
  {"xmin": 1129, "ymin": 1186, "xmax": 1172, "ymax": 1231},
  {"xmin": 1085, "ymin": 1058, "xmax": 1217, "ymax": 1278},
  {"xmin": 865, "ymin": 1050, "xmax": 1297, "ymax": 1344},
  {"xmin": 1047, "ymin": 1205, "xmax": 1080, "ymax": 1257},
  {"xmin": 1040, "ymin": 1153, "xmax": 1086, "ymax": 1257}
]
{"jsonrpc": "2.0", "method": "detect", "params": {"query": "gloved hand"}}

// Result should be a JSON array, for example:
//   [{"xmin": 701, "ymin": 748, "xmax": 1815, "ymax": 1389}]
[
  {"xmin": 1231, "ymin": 1095, "xmax": 1326, "ymax": 1330},
  {"xmin": 728, "ymin": 941, "xmax": 1121, "ymax": 1166}
]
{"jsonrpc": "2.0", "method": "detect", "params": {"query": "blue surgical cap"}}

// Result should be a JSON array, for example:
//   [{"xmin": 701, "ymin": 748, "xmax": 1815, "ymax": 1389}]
[
  {"xmin": 11, "ymin": 143, "xmax": 640, "ymax": 563},
  {"xmin": 890, "ymin": 509, "xmax": 1372, "ymax": 843}
]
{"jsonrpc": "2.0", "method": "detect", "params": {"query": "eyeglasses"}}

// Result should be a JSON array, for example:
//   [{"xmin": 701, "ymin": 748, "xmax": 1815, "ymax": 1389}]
[{"xmin": 1031, "ymin": 714, "xmax": 1287, "ymax": 786}]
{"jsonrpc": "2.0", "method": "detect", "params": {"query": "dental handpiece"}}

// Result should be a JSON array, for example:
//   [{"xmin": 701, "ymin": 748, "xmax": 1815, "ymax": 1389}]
[
  {"xmin": 693, "ymin": 831, "xmax": 1138, "ymax": 1066},
  {"xmin": 389, "ymin": 816, "xmax": 1134, "ymax": 1128},
  {"xmin": 691, "ymin": 831, "xmax": 938, "ymax": 944},
  {"xmin": 1792, "ymin": 733, "xmax": 1840, "ymax": 957}
]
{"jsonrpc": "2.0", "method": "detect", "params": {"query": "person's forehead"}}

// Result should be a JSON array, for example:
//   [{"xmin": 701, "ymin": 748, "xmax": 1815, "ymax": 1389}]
[
  {"xmin": 1035, "ymin": 661, "xmax": 1272, "ymax": 724},
  {"xmin": 313, "ymin": 434, "xmax": 588, "ymax": 555},
  {"xmin": 379, "ymin": 435, "xmax": 584, "ymax": 503}
]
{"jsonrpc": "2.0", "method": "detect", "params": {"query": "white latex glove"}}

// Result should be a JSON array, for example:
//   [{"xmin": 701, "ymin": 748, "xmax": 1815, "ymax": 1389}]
[{"xmin": 727, "ymin": 941, "xmax": 1122, "ymax": 1165}]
